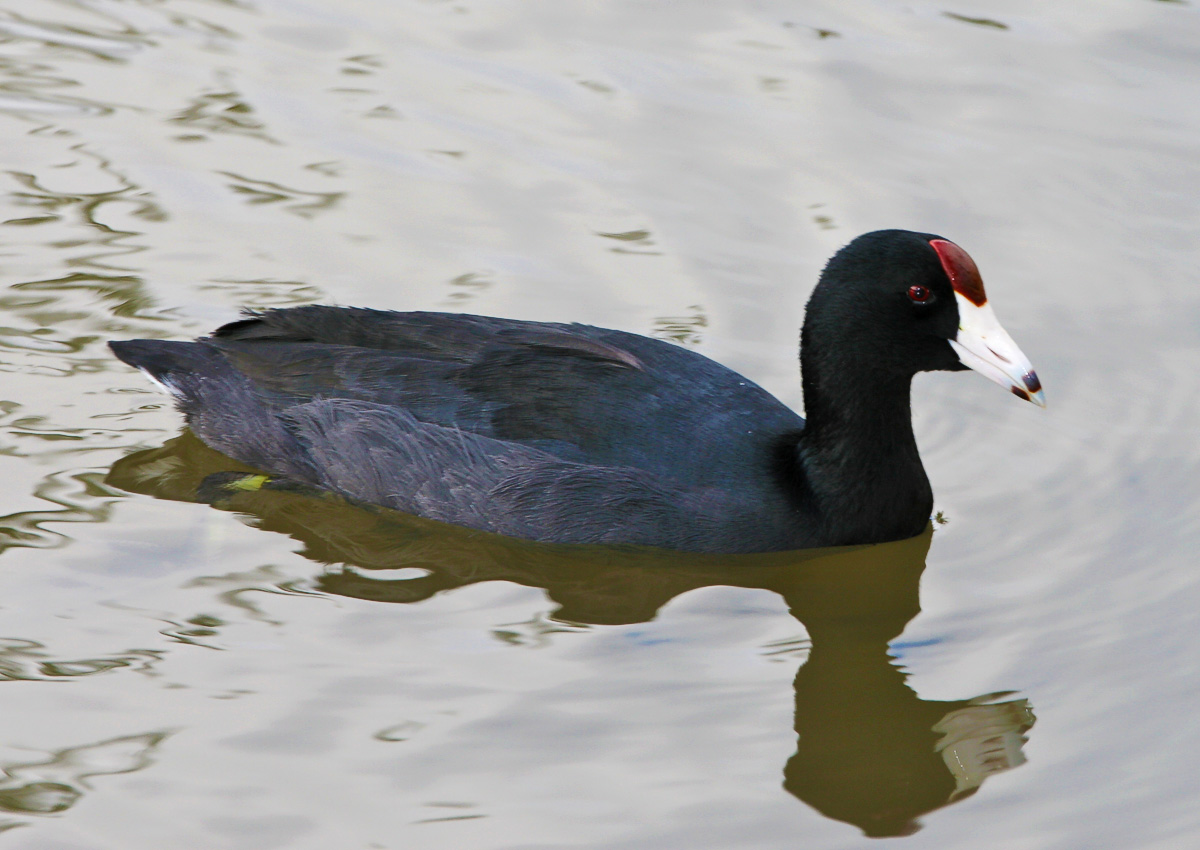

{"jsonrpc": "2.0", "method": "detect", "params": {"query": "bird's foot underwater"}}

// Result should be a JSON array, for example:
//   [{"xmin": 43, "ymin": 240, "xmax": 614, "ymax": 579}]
[{"xmin": 196, "ymin": 471, "xmax": 328, "ymax": 506}]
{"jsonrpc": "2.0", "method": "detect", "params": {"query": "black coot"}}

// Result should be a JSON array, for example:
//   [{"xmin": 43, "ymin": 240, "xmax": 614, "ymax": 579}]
[{"xmin": 110, "ymin": 230, "xmax": 1043, "ymax": 553}]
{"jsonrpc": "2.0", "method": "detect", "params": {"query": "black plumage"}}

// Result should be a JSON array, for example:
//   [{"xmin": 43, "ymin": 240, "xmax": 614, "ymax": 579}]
[{"xmin": 110, "ymin": 230, "xmax": 1027, "ymax": 553}]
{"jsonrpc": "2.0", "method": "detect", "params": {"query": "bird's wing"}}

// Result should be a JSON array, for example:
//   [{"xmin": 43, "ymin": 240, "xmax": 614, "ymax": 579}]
[{"xmin": 208, "ymin": 306, "xmax": 802, "ymax": 478}]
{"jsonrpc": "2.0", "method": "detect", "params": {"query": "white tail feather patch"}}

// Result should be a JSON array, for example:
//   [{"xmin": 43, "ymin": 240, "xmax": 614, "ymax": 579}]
[{"xmin": 137, "ymin": 367, "xmax": 182, "ymax": 398}]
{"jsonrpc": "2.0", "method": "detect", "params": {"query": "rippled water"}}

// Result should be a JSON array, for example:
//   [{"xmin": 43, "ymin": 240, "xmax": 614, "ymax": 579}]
[{"xmin": 2, "ymin": 1, "xmax": 1198, "ymax": 847}]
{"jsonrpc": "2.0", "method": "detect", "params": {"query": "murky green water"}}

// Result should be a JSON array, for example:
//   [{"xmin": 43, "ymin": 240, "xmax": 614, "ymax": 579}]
[{"xmin": 1, "ymin": 1, "xmax": 1198, "ymax": 847}]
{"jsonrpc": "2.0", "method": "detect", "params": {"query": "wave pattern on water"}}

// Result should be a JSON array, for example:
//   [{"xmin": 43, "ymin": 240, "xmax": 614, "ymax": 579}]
[{"xmin": 0, "ymin": 0, "xmax": 1197, "ymax": 847}]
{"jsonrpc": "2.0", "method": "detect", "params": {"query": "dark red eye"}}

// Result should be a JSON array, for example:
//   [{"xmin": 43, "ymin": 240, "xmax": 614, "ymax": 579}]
[{"xmin": 907, "ymin": 285, "xmax": 931, "ymax": 303}]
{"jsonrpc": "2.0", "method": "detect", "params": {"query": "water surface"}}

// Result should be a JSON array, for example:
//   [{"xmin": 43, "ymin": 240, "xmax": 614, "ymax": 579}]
[{"xmin": 1, "ymin": 1, "xmax": 1198, "ymax": 847}]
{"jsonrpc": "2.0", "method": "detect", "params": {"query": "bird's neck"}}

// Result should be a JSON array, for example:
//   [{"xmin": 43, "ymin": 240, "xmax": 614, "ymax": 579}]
[{"xmin": 795, "ymin": 352, "xmax": 932, "ymax": 545}]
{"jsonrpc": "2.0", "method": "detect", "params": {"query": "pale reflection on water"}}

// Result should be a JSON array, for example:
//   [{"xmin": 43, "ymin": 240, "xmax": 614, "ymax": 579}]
[{"xmin": 0, "ymin": 0, "xmax": 1198, "ymax": 847}]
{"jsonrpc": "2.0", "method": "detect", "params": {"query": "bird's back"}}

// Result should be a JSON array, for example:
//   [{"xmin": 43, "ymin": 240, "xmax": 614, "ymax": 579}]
[{"xmin": 110, "ymin": 306, "xmax": 810, "ymax": 551}]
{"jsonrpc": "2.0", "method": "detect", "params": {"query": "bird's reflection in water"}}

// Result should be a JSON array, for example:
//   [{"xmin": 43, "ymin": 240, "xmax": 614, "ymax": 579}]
[{"xmin": 108, "ymin": 432, "xmax": 1035, "ymax": 838}]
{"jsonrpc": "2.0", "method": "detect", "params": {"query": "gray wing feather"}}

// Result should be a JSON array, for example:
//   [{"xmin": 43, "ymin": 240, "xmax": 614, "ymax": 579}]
[{"xmin": 281, "ymin": 399, "xmax": 722, "ymax": 548}]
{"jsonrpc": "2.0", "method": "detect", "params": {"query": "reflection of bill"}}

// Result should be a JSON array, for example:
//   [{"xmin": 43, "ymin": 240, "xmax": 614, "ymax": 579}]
[
  {"xmin": 936, "ymin": 699, "xmax": 1036, "ymax": 801},
  {"xmin": 108, "ymin": 431, "xmax": 1037, "ymax": 837}
]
